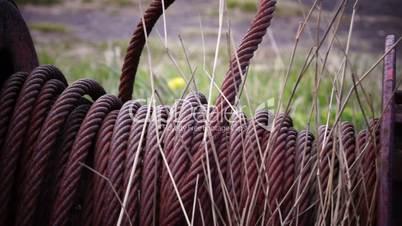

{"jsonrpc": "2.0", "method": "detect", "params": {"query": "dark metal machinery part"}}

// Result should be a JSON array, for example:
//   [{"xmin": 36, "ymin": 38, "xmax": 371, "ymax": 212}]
[
  {"xmin": 0, "ymin": 0, "xmax": 38, "ymax": 86},
  {"xmin": 0, "ymin": 1, "xmax": 398, "ymax": 226},
  {"xmin": 379, "ymin": 34, "xmax": 402, "ymax": 226}
]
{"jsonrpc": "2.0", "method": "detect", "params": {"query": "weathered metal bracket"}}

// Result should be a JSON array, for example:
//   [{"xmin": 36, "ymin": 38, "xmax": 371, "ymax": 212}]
[{"xmin": 379, "ymin": 34, "xmax": 401, "ymax": 226}]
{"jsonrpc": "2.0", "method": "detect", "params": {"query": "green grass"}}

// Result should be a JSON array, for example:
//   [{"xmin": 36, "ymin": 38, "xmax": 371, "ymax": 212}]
[
  {"xmin": 35, "ymin": 35, "xmax": 383, "ymax": 131},
  {"xmin": 227, "ymin": 0, "xmax": 257, "ymax": 12},
  {"xmin": 29, "ymin": 22, "xmax": 70, "ymax": 33},
  {"xmin": 275, "ymin": 1, "xmax": 307, "ymax": 17}
]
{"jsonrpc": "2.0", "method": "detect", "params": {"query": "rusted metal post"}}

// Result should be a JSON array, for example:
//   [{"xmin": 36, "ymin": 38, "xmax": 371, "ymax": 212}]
[{"xmin": 380, "ymin": 34, "xmax": 402, "ymax": 226}]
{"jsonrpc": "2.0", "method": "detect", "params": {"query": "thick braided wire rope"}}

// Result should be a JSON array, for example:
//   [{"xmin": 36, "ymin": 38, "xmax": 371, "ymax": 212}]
[
  {"xmin": 242, "ymin": 110, "xmax": 270, "ymax": 226},
  {"xmin": 316, "ymin": 124, "xmax": 338, "ymax": 225},
  {"xmin": 163, "ymin": 1, "xmax": 278, "ymax": 225},
  {"xmin": 357, "ymin": 128, "xmax": 368, "ymax": 216},
  {"xmin": 265, "ymin": 113, "xmax": 292, "ymax": 225},
  {"xmin": 186, "ymin": 103, "xmax": 212, "ymax": 226},
  {"xmin": 212, "ymin": 123, "xmax": 231, "ymax": 223},
  {"xmin": 227, "ymin": 112, "xmax": 248, "ymax": 225},
  {"xmin": 50, "ymin": 94, "xmax": 122, "ymax": 226},
  {"xmin": 281, "ymin": 127, "xmax": 297, "ymax": 224},
  {"xmin": 159, "ymin": 100, "xmax": 183, "ymax": 211},
  {"xmin": 0, "ymin": 72, "xmax": 27, "ymax": 148},
  {"xmin": 119, "ymin": 0, "xmax": 175, "ymax": 102},
  {"xmin": 0, "ymin": 0, "xmax": 385, "ymax": 225},
  {"xmin": 105, "ymin": 100, "xmax": 140, "ymax": 226},
  {"xmin": 359, "ymin": 119, "xmax": 380, "ymax": 226},
  {"xmin": 40, "ymin": 104, "xmax": 91, "ymax": 225},
  {"xmin": 93, "ymin": 110, "xmax": 119, "ymax": 226},
  {"xmin": 16, "ymin": 78, "xmax": 105, "ymax": 226},
  {"xmin": 160, "ymin": 93, "xmax": 207, "ymax": 226},
  {"xmin": 17, "ymin": 78, "xmax": 70, "ymax": 225},
  {"xmin": 164, "ymin": 94, "xmax": 206, "ymax": 191},
  {"xmin": 294, "ymin": 130, "xmax": 315, "ymax": 226},
  {"xmin": 318, "ymin": 125, "xmax": 336, "ymax": 197},
  {"xmin": 214, "ymin": 0, "xmax": 276, "ymax": 126},
  {"xmin": 339, "ymin": 122, "xmax": 357, "ymax": 225},
  {"xmin": 0, "ymin": 69, "xmax": 382, "ymax": 226},
  {"xmin": 139, "ymin": 106, "xmax": 169, "ymax": 226},
  {"xmin": 18, "ymin": 79, "xmax": 66, "ymax": 184},
  {"xmin": 0, "ymin": 65, "xmax": 67, "ymax": 225},
  {"xmin": 121, "ymin": 105, "xmax": 151, "ymax": 226}
]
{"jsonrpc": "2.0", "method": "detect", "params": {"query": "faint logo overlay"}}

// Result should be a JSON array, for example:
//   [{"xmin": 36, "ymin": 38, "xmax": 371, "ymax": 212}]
[{"xmin": 127, "ymin": 97, "xmax": 276, "ymax": 131}]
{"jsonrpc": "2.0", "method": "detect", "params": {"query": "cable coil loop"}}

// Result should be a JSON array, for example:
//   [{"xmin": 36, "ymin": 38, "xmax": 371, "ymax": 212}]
[{"xmin": 0, "ymin": 0, "xmax": 381, "ymax": 225}]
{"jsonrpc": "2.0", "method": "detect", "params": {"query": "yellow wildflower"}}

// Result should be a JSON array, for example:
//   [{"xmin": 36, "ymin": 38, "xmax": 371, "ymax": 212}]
[{"xmin": 168, "ymin": 77, "xmax": 186, "ymax": 90}]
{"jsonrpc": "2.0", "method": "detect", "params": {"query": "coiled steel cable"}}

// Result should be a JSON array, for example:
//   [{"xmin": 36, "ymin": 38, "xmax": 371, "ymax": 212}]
[
  {"xmin": 163, "ymin": 1, "xmax": 278, "ymax": 225},
  {"xmin": 119, "ymin": 0, "xmax": 175, "ymax": 102},
  {"xmin": 339, "ymin": 122, "xmax": 357, "ymax": 225},
  {"xmin": 0, "ymin": 72, "xmax": 28, "ymax": 148},
  {"xmin": 50, "ymin": 94, "xmax": 122, "ymax": 226},
  {"xmin": 122, "ymin": 105, "xmax": 151, "ymax": 226},
  {"xmin": 16, "ymin": 78, "xmax": 105, "ymax": 226},
  {"xmin": 106, "ymin": 100, "xmax": 141, "ymax": 226},
  {"xmin": 265, "ymin": 114, "xmax": 292, "ymax": 225},
  {"xmin": 242, "ymin": 110, "xmax": 270, "ymax": 226},
  {"xmin": 281, "ymin": 127, "xmax": 297, "ymax": 224},
  {"xmin": 139, "ymin": 106, "xmax": 169, "ymax": 226},
  {"xmin": 294, "ymin": 130, "xmax": 315, "ymax": 226},
  {"xmin": 359, "ymin": 120, "xmax": 380, "ymax": 226},
  {"xmin": 227, "ymin": 112, "xmax": 248, "ymax": 225},
  {"xmin": 0, "ymin": 0, "xmax": 382, "ymax": 225},
  {"xmin": 93, "ymin": 110, "xmax": 119, "ymax": 226},
  {"xmin": 0, "ymin": 60, "xmax": 382, "ymax": 226}
]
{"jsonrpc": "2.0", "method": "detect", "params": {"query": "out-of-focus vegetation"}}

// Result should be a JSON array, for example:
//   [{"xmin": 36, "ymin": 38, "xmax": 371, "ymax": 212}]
[
  {"xmin": 15, "ymin": 0, "xmax": 305, "ymax": 15},
  {"xmin": 227, "ymin": 0, "xmax": 257, "ymax": 12},
  {"xmin": 21, "ymin": 0, "xmax": 390, "ymax": 132},
  {"xmin": 29, "ymin": 22, "xmax": 69, "ymax": 33},
  {"xmin": 35, "ymin": 36, "xmax": 382, "ymax": 131},
  {"xmin": 15, "ymin": 0, "xmax": 59, "ymax": 5}
]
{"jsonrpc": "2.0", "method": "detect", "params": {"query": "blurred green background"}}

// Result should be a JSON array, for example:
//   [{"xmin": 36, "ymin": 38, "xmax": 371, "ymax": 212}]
[{"xmin": 18, "ymin": 0, "xmax": 401, "ymax": 130}]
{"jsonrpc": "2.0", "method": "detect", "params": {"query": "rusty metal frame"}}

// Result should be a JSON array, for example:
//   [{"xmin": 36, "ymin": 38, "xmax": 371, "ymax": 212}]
[{"xmin": 379, "ymin": 34, "xmax": 401, "ymax": 226}]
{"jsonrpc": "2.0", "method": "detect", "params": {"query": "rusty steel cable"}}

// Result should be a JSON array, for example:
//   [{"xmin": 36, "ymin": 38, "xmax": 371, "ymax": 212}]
[
  {"xmin": 241, "ymin": 110, "xmax": 270, "ymax": 226},
  {"xmin": 0, "ymin": 0, "xmax": 384, "ymax": 225},
  {"xmin": 339, "ymin": 122, "xmax": 357, "ymax": 225},
  {"xmin": 227, "ymin": 112, "xmax": 248, "ymax": 225},
  {"xmin": 358, "ymin": 119, "xmax": 380, "ymax": 226},
  {"xmin": 294, "ymin": 130, "xmax": 315, "ymax": 226},
  {"xmin": 119, "ymin": 0, "xmax": 175, "ymax": 102},
  {"xmin": 316, "ymin": 124, "xmax": 338, "ymax": 225},
  {"xmin": 139, "ymin": 106, "xmax": 169, "ymax": 226},
  {"xmin": 105, "ymin": 100, "xmax": 141, "ymax": 226},
  {"xmin": 265, "ymin": 113, "xmax": 293, "ymax": 225},
  {"xmin": 281, "ymin": 127, "xmax": 297, "ymax": 224},
  {"xmin": 163, "ymin": 1, "xmax": 278, "ymax": 225},
  {"xmin": 122, "ymin": 105, "xmax": 151, "ymax": 226},
  {"xmin": 0, "ymin": 71, "xmax": 28, "ymax": 148},
  {"xmin": 50, "ymin": 94, "xmax": 122, "ymax": 226}
]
